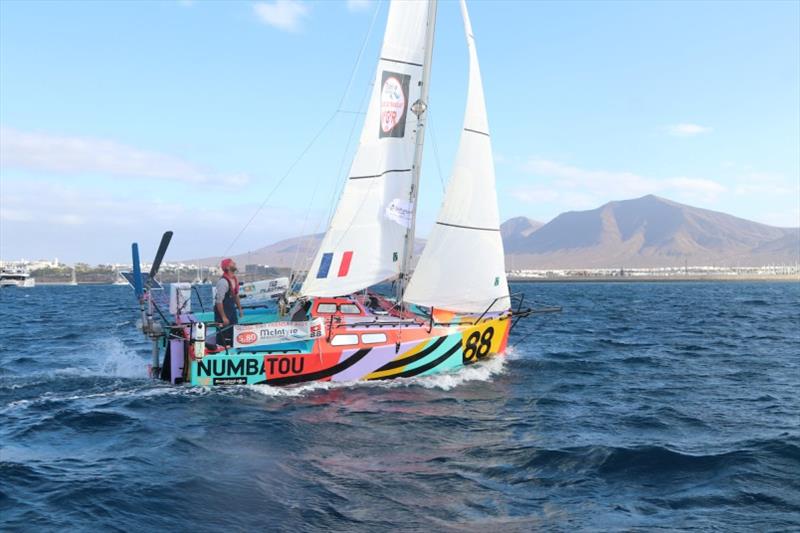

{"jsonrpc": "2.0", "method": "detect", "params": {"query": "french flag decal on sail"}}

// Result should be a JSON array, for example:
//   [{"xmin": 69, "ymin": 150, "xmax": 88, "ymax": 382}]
[
  {"xmin": 316, "ymin": 253, "xmax": 333, "ymax": 279},
  {"xmin": 316, "ymin": 251, "xmax": 353, "ymax": 279},
  {"xmin": 338, "ymin": 251, "xmax": 353, "ymax": 277}
]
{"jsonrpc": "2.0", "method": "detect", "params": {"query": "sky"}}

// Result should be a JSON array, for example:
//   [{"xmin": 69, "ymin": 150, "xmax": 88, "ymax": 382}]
[{"xmin": 1, "ymin": 0, "xmax": 798, "ymax": 264}]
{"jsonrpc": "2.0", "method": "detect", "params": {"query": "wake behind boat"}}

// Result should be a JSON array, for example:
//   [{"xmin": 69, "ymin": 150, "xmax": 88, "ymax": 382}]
[{"xmin": 125, "ymin": 0, "xmax": 539, "ymax": 388}]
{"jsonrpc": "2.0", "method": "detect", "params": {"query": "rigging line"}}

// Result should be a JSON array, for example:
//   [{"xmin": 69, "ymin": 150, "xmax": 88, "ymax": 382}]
[
  {"xmin": 323, "ymin": 76, "xmax": 374, "ymax": 228},
  {"xmin": 223, "ymin": 111, "xmax": 338, "ymax": 256},
  {"xmin": 426, "ymin": 106, "xmax": 446, "ymax": 194},
  {"xmin": 291, "ymin": 2, "xmax": 382, "ymax": 280},
  {"xmin": 321, "ymin": 0, "xmax": 387, "ymax": 232},
  {"xmin": 297, "ymin": 73, "xmax": 373, "ymax": 278},
  {"xmin": 508, "ymin": 327, "xmax": 536, "ymax": 353},
  {"xmin": 335, "ymin": 0, "xmax": 382, "ymax": 111},
  {"xmin": 316, "ymin": 135, "xmax": 413, "ymax": 292},
  {"xmin": 227, "ymin": 1, "xmax": 381, "ymax": 261},
  {"xmin": 331, "ymin": 122, "xmax": 415, "ymax": 255},
  {"xmin": 286, "ymin": 146, "xmax": 326, "ymax": 283},
  {"xmin": 322, "ymin": 9, "xmax": 385, "ymax": 231},
  {"xmin": 323, "ymin": 131, "xmax": 417, "ymax": 291}
]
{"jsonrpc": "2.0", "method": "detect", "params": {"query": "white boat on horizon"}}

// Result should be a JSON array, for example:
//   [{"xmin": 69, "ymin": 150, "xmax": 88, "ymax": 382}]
[{"xmin": 0, "ymin": 268, "xmax": 35, "ymax": 288}]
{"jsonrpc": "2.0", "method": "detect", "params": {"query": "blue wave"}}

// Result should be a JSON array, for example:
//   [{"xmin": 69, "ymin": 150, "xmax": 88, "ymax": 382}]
[{"xmin": 1, "ymin": 282, "xmax": 798, "ymax": 531}]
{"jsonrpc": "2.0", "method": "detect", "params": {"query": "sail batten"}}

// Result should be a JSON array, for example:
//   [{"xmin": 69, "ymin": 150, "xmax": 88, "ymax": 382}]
[
  {"xmin": 403, "ymin": 0, "xmax": 509, "ymax": 314},
  {"xmin": 349, "ymin": 168, "xmax": 411, "ymax": 180},
  {"xmin": 380, "ymin": 57, "xmax": 424, "ymax": 68},
  {"xmin": 301, "ymin": 1, "xmax": 430, "ymax": 298},
  {"xmin": 435, "ymin": 221, "xmax": 500, "ymax": 232}
]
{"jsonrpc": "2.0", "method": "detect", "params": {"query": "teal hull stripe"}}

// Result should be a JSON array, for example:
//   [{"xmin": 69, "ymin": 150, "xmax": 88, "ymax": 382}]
[
  {"xmin": 372, "ymin": 337, "xmax": 445, "ymax": 373},
  {"xmin": 391, "ymin": 342, "xmax": 462, "ymax": 378}
]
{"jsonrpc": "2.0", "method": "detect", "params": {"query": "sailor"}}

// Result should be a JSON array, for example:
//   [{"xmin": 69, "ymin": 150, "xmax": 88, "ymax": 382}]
[
  {"xmin": 215, "ymin": 258, "xmax": 243, "ymax": 347},
  {"xmin": 289, "ymin": 298, "xmax": 312, "ymax": 321}
]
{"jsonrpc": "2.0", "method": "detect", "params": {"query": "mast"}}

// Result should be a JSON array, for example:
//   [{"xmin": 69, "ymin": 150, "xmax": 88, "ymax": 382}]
[
  {"xmin": 301, "ymin": 1, "xmax": 431, "ymax": 298},
  {"xmin": 397, "ymin": 0, "xmax": 437, "ymax": 303},
  {"xmin": 402, "ymin": 0, "xmax": 509, "ymax": 313}
]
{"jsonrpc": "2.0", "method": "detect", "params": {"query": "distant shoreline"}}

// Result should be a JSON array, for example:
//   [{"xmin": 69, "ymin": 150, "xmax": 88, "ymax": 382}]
[
  {"xmin": 27, "ymin": 275, "xmax": 800, "ymax": 287},
  {"xmin": 508, "ymin": 274, "xmax": 800, "ymax": 283},
  {"xmin": 32, "ymin": 281, "xmax": 124, "ymax": 286}
]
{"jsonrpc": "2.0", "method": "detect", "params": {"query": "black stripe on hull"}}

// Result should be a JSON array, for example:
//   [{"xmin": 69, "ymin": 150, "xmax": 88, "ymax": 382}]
[
  {"xmin": 370, "ymin": 336, "xmax": 447, "ymax": 375},
  {"xmin": 374, "ymin": 341, "xmax": 462, "ymax": 380},
  {"xmin": 265, "ymin": 348, "xmax": 372, "ymax": 386}
]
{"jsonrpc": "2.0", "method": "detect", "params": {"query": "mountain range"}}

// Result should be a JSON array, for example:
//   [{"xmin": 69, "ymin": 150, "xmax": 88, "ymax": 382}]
[
  {"xmin": 189, "ymin": 195, "xmax": 799, "ymax": 269},
  {"xmin": 502, "ymin": 195, "xmax": 798, "ymax": 268}
]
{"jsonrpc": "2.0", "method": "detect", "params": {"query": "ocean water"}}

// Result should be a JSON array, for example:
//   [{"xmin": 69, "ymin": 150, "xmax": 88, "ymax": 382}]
[{"xmin": 1, "ymin": 282, "xmax": 798, "ymax": 532}]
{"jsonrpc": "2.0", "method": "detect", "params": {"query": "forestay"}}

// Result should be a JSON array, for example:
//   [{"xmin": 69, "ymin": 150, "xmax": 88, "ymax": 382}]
[
  {"xmin": 403, "ymin": 0, "xmax": 509, "ymax": 313},
  {"xmin": 302, "ymin": 1, "xmax": 430, "ymax": 297}
]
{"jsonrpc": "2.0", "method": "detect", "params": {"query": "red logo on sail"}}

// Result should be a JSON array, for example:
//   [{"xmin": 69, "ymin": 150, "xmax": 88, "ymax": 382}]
[{"xmin": 381, "ymin": 76, "xmax": 405, "ymax": 133}]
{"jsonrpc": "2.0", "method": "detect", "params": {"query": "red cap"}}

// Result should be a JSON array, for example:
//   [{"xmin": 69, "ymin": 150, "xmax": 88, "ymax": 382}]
[{"xmin": 220, "ymin": 258, "xmax": 234, "ymax": 271}]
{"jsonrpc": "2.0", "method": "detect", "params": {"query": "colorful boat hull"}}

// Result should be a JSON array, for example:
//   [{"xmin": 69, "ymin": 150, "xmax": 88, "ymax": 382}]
[{"xmin": 189, "ymin": 315, "xmax": 510, "ymax": 387}]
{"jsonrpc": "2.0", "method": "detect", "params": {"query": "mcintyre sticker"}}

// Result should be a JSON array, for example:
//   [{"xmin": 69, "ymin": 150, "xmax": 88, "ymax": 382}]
[
  {"xmin": 379, "ymin": 71, "xmax": 410, "ymax": 138},
  {"xmin": 233, "ymin": 318, "xmax": 326, "ymax": 347}
]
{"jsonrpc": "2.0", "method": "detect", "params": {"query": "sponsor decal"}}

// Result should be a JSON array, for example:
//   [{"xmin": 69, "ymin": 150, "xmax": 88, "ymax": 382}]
[
  {"xmin": 385, "ymin": 198, "xmax": 413, "ymax": 227},
  {"xmin": 193, "ymin": 355, "xmax": 268, "ymax": 385},
  {"xmin": 236, "ymin": 331, "xmax": 258, "ymax": 345},
  {"xmin": 379, "ymin": 71, "xmax": 410, "ymax": 138},
  {"xmin": 266, "ymin": 355, "xmax": 307, "ymax": 379},
  {"xmin": 233, "ymin": 318, "xmax": 326, "ymax": 348},
  {"xmin": 239, "ymin": 278, "xmax": 289, "ymax": 301},
  {"xmin": 214, "ymin": 377, "xmax": 246, "ymax": 385},
  {"xmin": 266, "ymin": 348, "xmax": 372, "ymax": 385}
]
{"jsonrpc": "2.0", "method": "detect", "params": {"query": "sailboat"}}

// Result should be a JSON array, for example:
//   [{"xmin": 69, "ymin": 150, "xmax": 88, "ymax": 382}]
[{"xmin": 127, "ymin": 0, "xmax": 532, "ymax": 387}]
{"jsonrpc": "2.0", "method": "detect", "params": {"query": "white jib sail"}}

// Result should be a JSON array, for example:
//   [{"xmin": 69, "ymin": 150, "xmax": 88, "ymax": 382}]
[
  {"xmin": 301, "ymin": 0, "xmax": 430, "ymax": 298},
  {"xmin": 403, "ymin": 0, "xmax": 509, "ymax": 314}
]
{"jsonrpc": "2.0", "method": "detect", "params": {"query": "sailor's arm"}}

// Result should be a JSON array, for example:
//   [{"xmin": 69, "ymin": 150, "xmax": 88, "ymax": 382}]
[
  {"xmin": 214, "ymin": 278, "xmax": 230, "ymax": 325},
  {"xmin": 216, "ymin": 301, "xmax": 229, "ymax": 326}
]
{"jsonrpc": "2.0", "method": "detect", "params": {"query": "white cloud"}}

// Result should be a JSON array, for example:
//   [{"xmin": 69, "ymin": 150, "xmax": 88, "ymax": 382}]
[
  {"xmin": 493, "ymin": 151, "xmax": 509, "ymax": 165},
  {"xmin": 0, "ymin": 127, "xmax": 248, "ymax": 186},
  {"xmin": 515, "ymin": 158, "xmax": 727, "ymax": 206},
  {"xmin": 0, "ymin": 180, "xmax": 324, "ymax": 262},
  {"xmin": 665, "ymin": 123, "xmax": 712, "ymax": 137},
  {"xmin": 0, "ymin": 207, "xmax": 34, "ymax": 222},
  {"xmin": 510, "ymin": 188, "xmax": 600, "ymax": 212},
  {"xmin": 733, "ymin": 172, "xmax": 799, "ymax": 196},
  {"xmin": 253, "ymin": 0, "xmax": 309, "ymax": 32},
  {"xmin": 53, "ymin": 214, "xmax": 86, "ymax": 225},
  {"xmin": 511, "ymin": 186, "xmax": 560, "ymax": 204},
  {"xmin": 346, "ymin": 0, "xmax": 373, "ymax": 12},
  {"xmin": 663, "ymin": 176, "xmax": 726, "ymax": 195},
  {"xmin": 759, "ymin": 208, "xmax": 800, "ymax": 228}
]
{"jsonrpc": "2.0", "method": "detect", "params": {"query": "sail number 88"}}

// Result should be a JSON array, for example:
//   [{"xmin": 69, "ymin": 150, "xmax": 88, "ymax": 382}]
[{"xmin": 463, "ymin": 326, "xmax": 495, "ymax": 364}]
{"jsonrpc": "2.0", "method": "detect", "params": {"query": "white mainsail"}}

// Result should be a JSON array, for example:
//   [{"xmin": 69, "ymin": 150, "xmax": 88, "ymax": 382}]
[
  {"xmin": 301, "ymin": 1, "xmax": 431, "ymax": 298},
  {"xmin": 403, "ymin": 0, "xmax": 509, "ymax": 313}
]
